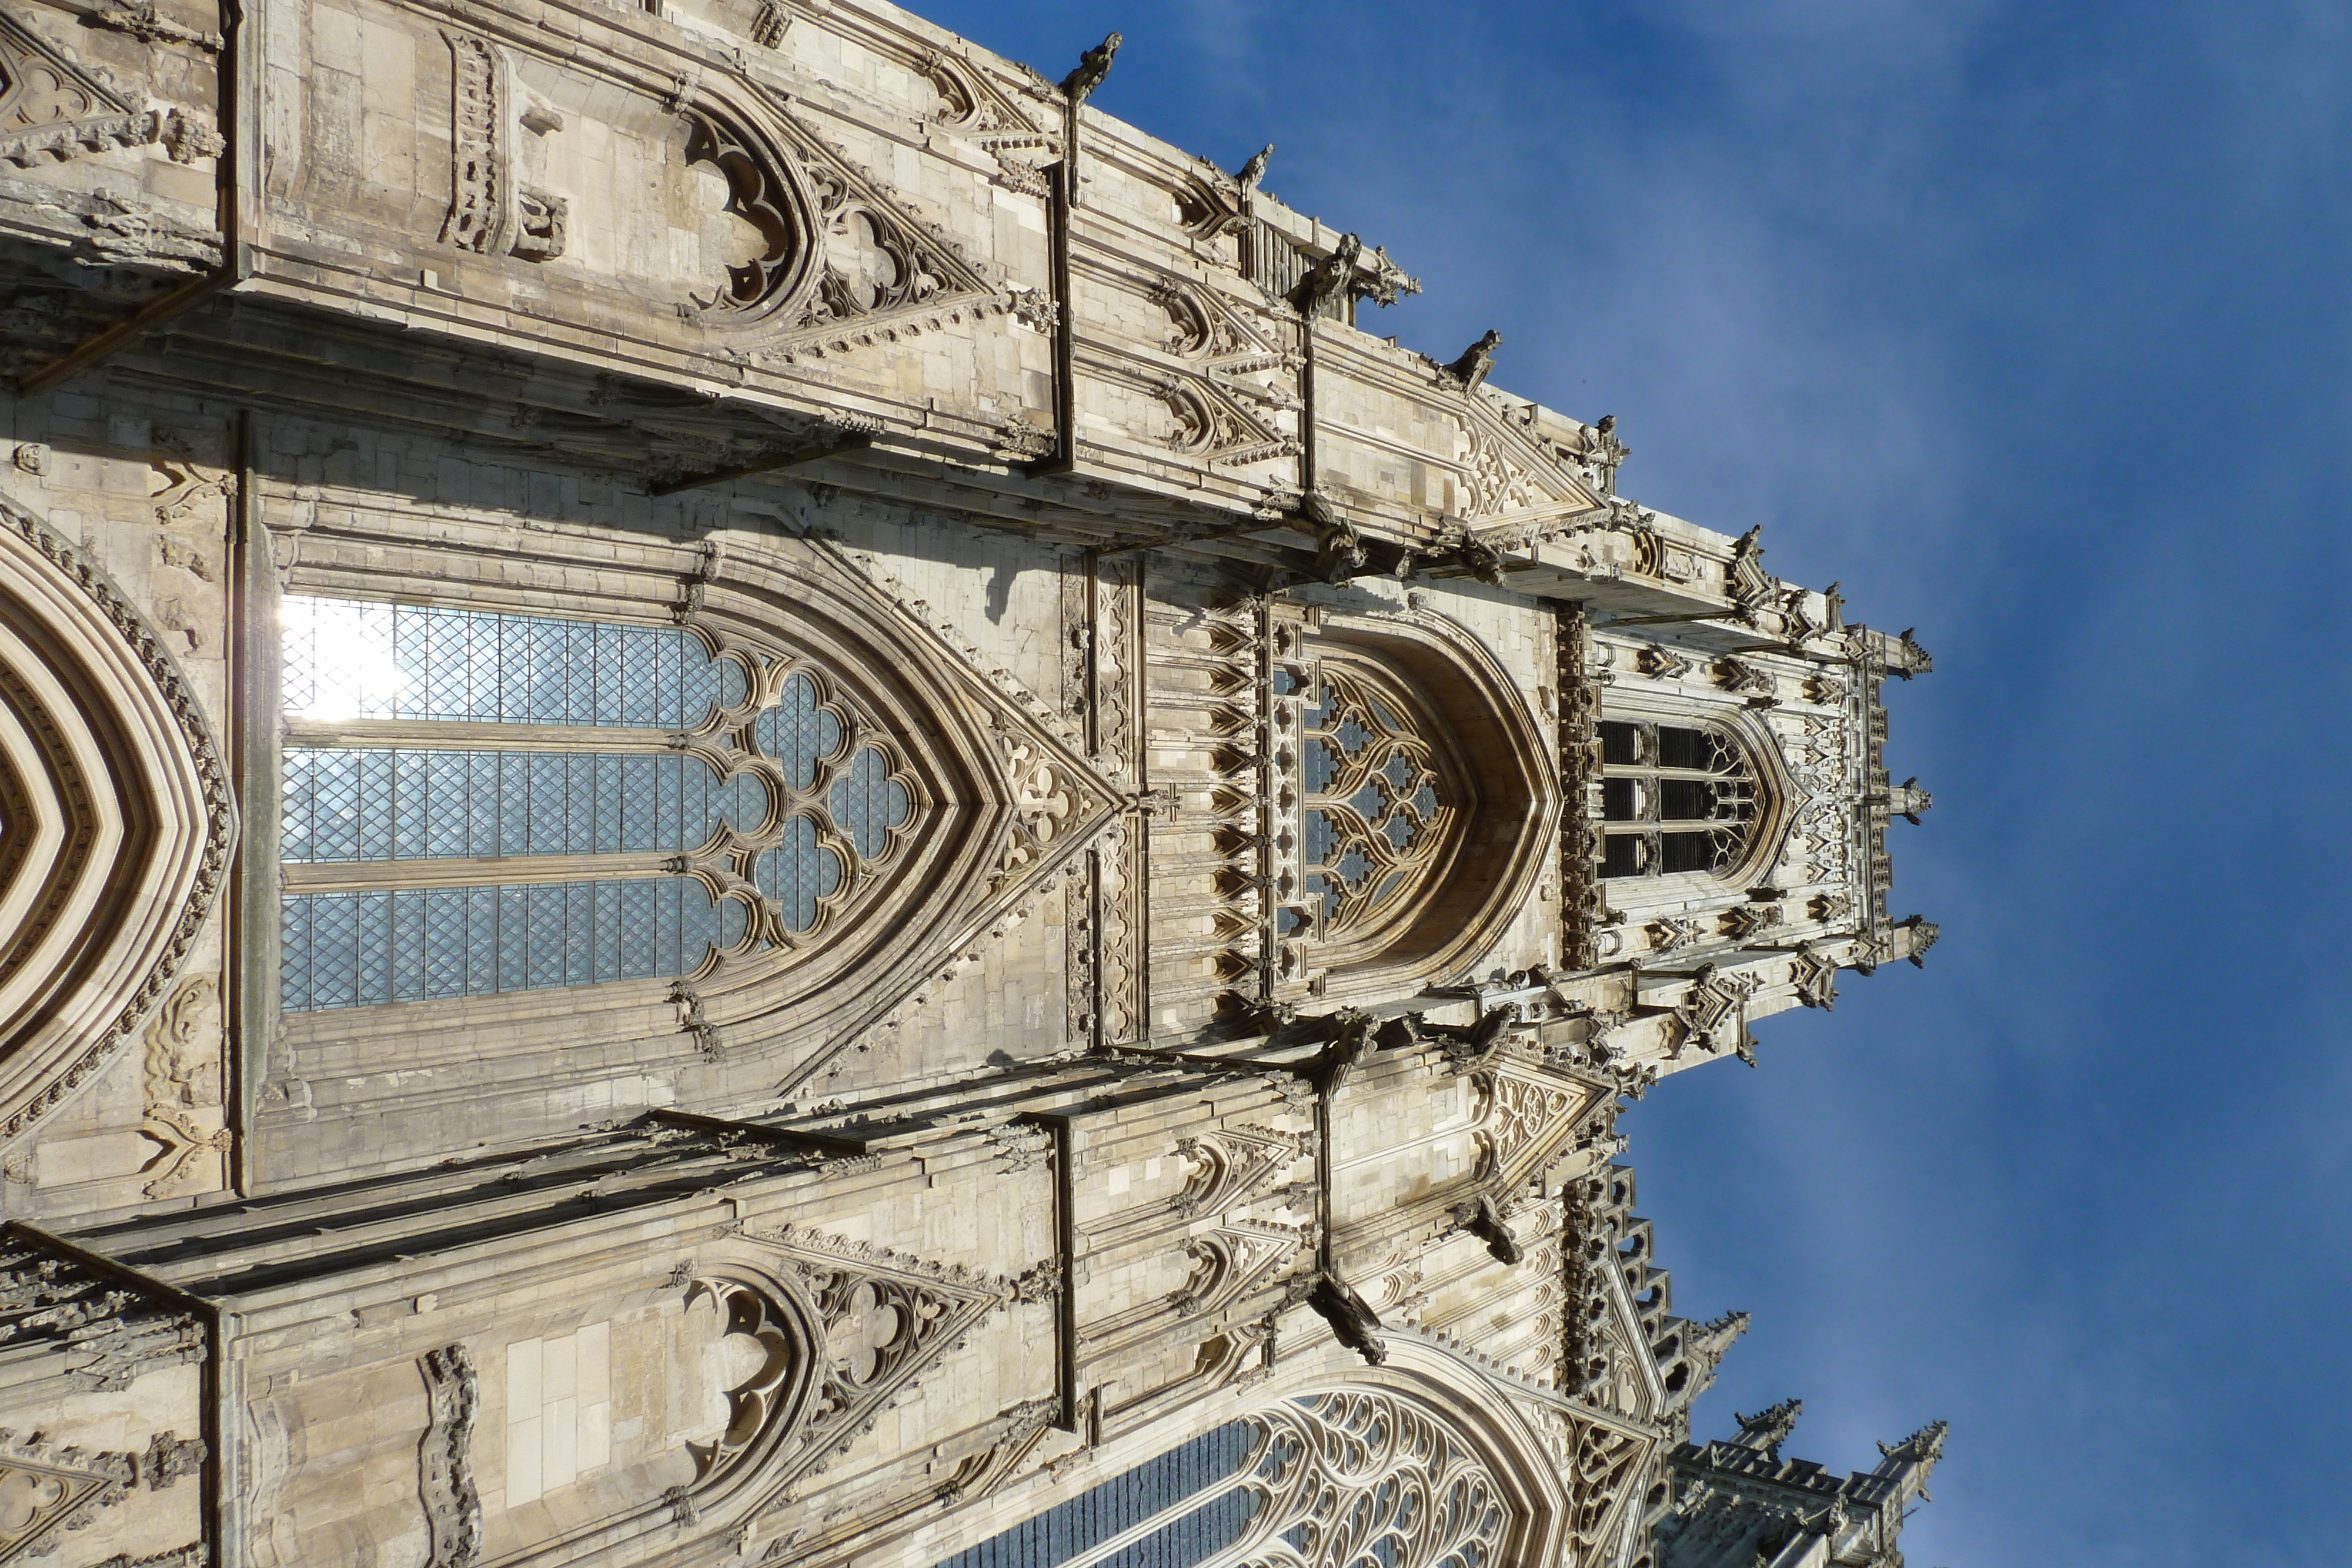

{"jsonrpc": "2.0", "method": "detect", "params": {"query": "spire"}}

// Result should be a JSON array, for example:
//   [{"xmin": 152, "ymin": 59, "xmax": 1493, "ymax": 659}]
[
  {"xmin": 1729, "ymin": 1397, "xmax": 1802, "ymax": 1458},
  {"xmin": 1679, "ymin": 1310, "xmax": 1748, "ymax": 1405}
]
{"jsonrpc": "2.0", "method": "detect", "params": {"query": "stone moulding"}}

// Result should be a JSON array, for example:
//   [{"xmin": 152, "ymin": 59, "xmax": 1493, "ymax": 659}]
[
  {"xmin": 417, "ymin": 1344, "xmax": 483, "ymax": 1568},
  {"xmin": 0, "ymin": 495, "xmax": 235, "ymax": 1146}
]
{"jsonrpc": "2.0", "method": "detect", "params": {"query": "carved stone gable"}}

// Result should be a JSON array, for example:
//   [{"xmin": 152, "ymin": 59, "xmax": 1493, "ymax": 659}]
[
  {"xmin": 1457, "ymin": 396, "xmax": 1604, "ymax": 533},
  {"xmin": 0, "ymin": 11, "xmax": 163, "ymax": 168},
  {"xmin": 760, "ymin": 534, "xmax": 1127, "ymax": 1093},
  {"xmin": 742, "ymin": 1225, "xmax": 1010, "ymax": 1480},
  {"xmin": 1474, "ymin": 1065, "xmax": 1606, "ymax": 1195},
  {"xmin": 720, "ymin": 96, "xmax": 1009, "ymax": 362},
  {"xmin": 0, "ymin": 1427, "xmax": 135, "ymax": 1561},
  {"xmin": 1172, "ymin": 1125, "xmax": 1305, "ymax": 1219}
]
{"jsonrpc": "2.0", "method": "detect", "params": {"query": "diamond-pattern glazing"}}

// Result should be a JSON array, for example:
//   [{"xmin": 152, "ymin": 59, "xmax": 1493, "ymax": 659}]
[
  {"xmin": 282, "ymin": 597, "xmax": 744, "ymax": 727},
  {"xmin": 282, "ymin": 601, "xmax": 930, "ymax": 1009},
  {"xmin": 829, "ymin": 747, "xmax": 910, "ymax": 860},
  {"xmin": 753, "ymin": 674, "xmax": 843, "ymax": 790},
  {"xmin": 281, "ymin": 750, "xmax": 769, "ymax": 861},
  {"xmin": 754, "ymin": 816, "xmax": 843, "ymax": 933},
  {"xmin": 1298, "ymin": 664, "xmax": 1452, "ymax": 940},
  {"xmin": 280, "ymin": 877, "xmax": 743, "ymax": 1012}
]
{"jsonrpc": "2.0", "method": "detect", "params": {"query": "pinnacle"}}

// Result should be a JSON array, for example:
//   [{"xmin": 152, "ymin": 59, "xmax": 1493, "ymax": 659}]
[
  {"xmin": 1730, "ymin": 1396, "xmax": 1804, "ymax": 1457},
  {"xmin": 1879, "ymin": 1418, "xmax": 1949, "ymax": 1465}
]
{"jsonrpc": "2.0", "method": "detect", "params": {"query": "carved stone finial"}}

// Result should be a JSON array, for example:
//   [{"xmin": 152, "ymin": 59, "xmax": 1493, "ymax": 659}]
[
  {"xmin": 1060, "ymin": 32, "xmax": 1121, "ymax": 103},
  {"xmin": 1890, "ymin": 626, "xmax": 1934, "ymax": 677},
  {"xmin": 1897, "ymin": 914, "xmax": 1939, "ymax": 968},
  {"xmin": 1876, "ymin": 1417, "xmax": 1949, "ymax": 1477},
  {"xmin": 1686, "ymin": 1308, "xmax": 1748, "ymax": 1379},
  {"xmin": 1234, "ymin": 142, "xmax": 1273, "ymax": 190}
]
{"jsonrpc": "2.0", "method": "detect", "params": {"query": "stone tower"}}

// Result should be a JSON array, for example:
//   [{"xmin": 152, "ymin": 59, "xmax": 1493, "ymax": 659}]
[{"xmin": 0, "ymin": 0, "xmax": 1941, "ymax": 1562}]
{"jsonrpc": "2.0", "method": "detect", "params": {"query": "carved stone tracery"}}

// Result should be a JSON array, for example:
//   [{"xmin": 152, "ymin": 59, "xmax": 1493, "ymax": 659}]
[
  {"xmin": 683, "ymin": 1227, "xmax": 1011, "ymax": 1504},
  {"xmin": 1227, "ymin": 1390, "xmax": 1523, "ymax": 1568},
  {"xmin": 0, "ymin": 12, "xmax": 218, "ymax": 171},
  {"xmin": 0, "ymin": 1427, "xmax": 136, "ymax": 1562}
]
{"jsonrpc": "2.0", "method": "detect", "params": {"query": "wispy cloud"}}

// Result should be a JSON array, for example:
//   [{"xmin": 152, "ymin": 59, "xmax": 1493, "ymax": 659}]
[{"xmin": 919, "ymin": 2, "xmax": 2352, "ymax": 1559}]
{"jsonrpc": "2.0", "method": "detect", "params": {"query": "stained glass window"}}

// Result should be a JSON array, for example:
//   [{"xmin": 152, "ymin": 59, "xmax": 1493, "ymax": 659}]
[
  {"xmin": 1298, "ymin": 664, "xmax": 1452, "ymax": 940},
  {"xmin": 279, "ymin": 597, "xmax": 921, "ymax": 1014}
]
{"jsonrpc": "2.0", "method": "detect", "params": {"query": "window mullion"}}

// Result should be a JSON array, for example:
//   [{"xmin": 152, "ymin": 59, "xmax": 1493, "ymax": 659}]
[
  {"xmin": 283, "ymin": 852, "xmax": 693, "ymax": 894},
  {"xmin": 284, "ymin": 718, "xmax": 690, "ymax": 753}
]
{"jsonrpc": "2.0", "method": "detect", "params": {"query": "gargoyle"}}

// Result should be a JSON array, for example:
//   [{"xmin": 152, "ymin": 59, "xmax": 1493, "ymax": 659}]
[
  {"xmin": 1307, "ymin": 1272, "xmax": 1387, "ymax": 1366},
  {"xmin": 1302, "ymin": 1007, "xmax": 1378, "ymax": 1096},
  {"xmin": 1061, "ymin": 32, "xmax": 1121, "ymax": 103},
  {"xmin": 1442, "ymin": 329, "xmax": 1501, "ymax": 393},
  {"xmin": 1291, "ymin": 232, "xmax": 1364, "ymax": 317},
  {"xmin": 1451, "ymin": 1193, "xmax": 1523, "ymax": 1265},
  {"xmin": 1415, "ymin": 1003, "xmax": 1519, "ymax": 1073}
]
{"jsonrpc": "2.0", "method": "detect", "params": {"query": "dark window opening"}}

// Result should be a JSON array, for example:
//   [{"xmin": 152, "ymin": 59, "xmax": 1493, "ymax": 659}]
[
  {"xmin": 1658, "ymin": 778, "xmax": 1711, "ymax": 821},
  {"xmin": 1661, "ymin": 832, "xmax": 1719, "ymax": 874},
  {"xmin": 1602, "ymin": 834, "xmax": 1645, "ymax": 879},
  {"xmin": 1658, "ymin": 726, "xmax": 1711, "ymax": 770}
]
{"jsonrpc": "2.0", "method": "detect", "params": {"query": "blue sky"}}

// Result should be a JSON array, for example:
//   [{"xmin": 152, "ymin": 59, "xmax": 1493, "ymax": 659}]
[{"xmin": 919, "ymin": 3, "xmax": 2352, "ymax": 1562}]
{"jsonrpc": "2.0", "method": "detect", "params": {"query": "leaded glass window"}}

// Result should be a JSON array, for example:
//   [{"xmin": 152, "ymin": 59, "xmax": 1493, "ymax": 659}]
[
  {"xmin": 281, "ymin": 597, "xmax": 746, "ymax": 727},
  {"xmin": 934, "ymin": 1423, "xmax": 1255, "ymax": 1568},
  {"xmin": 279, "ymin": 597, "xmax": 921, "ymax": 1014},
  {"xmin": 1596, "ymin": 720, "xmax": 1758, "ymax": 879},
  {"xmin": 929, "ymin": 1390, "xmax": 1521, "ymax": 1568},
  {"xmin": 1299, "ymin": 665, "xmax": 1452, "ymax": 940}
]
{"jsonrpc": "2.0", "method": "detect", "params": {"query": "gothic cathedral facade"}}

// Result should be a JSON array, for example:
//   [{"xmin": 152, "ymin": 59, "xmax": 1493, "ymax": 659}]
[{"xmin": 0, "ymin": 1, "xmax": 1943, "ymax": 1563}]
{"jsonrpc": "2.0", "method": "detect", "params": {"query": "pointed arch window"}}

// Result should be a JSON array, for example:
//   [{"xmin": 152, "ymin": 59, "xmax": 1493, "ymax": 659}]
[
  {"xmin": 1296, "ymin": 663, "xmax": 1455, "ymax": 942},
  {"xmin": 1596, "ymin": 720, "xmax": 1758, "ymax": 879},
  {"xmin": 277, "ymin": 597, "xmax": 919, "ymax": 1012},
  {"xmin": 930, "ymin": 1391, "xmax": 1521, "ymax": 1568}
]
